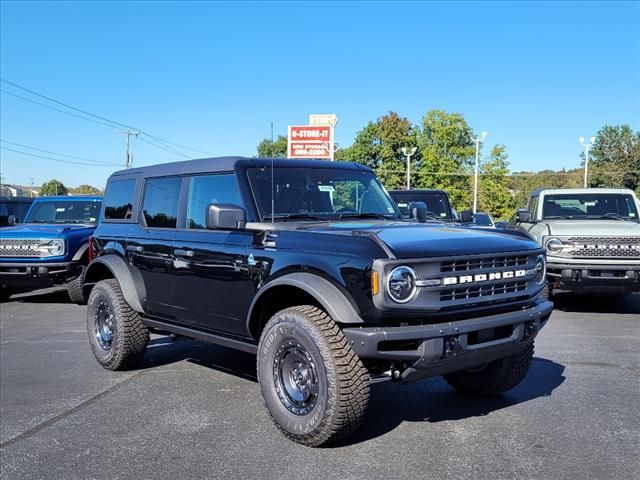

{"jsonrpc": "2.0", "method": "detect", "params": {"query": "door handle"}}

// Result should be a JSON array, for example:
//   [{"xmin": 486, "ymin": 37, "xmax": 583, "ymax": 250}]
[
  {"xmin": 126, "ymin": 245, "xmax": 144, "ymax": 252},
  {"xmin": 174, "ymin": 249, "xmax": 194, "ymax": 258}
]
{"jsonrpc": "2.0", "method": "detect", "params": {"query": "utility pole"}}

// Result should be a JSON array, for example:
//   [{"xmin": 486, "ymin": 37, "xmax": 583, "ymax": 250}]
[
  {"xmin": 401, "ymin": 147, "xmax": 417, "ymax": 190},
  {"xmin": 29, "ymin": 177, "xmax": 34, "ymax": 197},
  {"xmin": 471, "ymin": 131, "xmax": 488, "ymax": 213},
  {"xmin": 118, "ymin": 129, "xmax": 140, "ymax": 169},
  {"xmin": 579, "ymin": 136, "xmax": 596, "ymax": 188}
]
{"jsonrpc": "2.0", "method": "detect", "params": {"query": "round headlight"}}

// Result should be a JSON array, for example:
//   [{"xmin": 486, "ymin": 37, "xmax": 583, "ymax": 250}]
[
  {"xmin": 545, "ymin": 238, "xmax": 564, "ymax": 255},
  {"xmin": 386, "ymin": 266, "xmax": 418, "ymax": 303},
  {"xmin": 47, "ymin": 240, "xmax": 64, "ymax": 256},
  {"xmin": 534, "ymin": 254, "xmax": 546, "ymax": 285}
]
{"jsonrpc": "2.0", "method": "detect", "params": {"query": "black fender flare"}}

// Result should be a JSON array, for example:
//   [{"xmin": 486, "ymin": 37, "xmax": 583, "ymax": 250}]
[
  {"xmin": 83, "ymin": 255, "xmax": 146, "ymax": 313},
  {"xmin": 246, "ymin": 272, "xmax": 363, "ymax": 333}
]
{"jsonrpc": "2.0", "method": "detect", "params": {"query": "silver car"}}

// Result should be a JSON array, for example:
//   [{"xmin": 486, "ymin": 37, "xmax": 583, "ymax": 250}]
[{"xmin": 512, "ymin": 188, "xmax": 640, "ymax": 297}]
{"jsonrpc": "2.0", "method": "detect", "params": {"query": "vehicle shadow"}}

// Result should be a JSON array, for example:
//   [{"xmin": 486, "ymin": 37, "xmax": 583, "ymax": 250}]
[
  {"xmin": 552, "ymin": 292, "xmax": 639, "ymax": 314},
  {"xmin": 8, "ymin": 288, "xmax": 72, "ymax": 304},
  {"xmin": 139, "ymin": 338, "xmax": 565, "ymax": 446},
  {"xmin": 341, "ymin": 357, "xmax": 565, "ymax": 446}
]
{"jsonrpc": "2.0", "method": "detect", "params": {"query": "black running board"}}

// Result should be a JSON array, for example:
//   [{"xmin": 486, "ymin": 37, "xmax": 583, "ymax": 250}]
[{"xmin": 143, "ymin": 318, "xmax": 258, "ymax": 355}]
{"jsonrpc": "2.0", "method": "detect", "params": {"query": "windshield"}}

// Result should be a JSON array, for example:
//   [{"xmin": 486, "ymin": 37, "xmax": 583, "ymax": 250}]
[
  {"xmin": 247, "ymin": 167, "xmax": 400, "ymax": 221},
  {"xmin": 389, "ymin": 191, "xmax": 452, "ymax": 219},
  {"xmin": 24, "ymin": 200, "xmax": 101, "ymax": 224},
  {"xmin": 542, "ymin": 194, "xmax": 639, "ymax": 220}
]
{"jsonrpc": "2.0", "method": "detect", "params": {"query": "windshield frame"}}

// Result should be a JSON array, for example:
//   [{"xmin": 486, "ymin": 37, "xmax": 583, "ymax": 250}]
[
  {"xmin": 24, "ymin": 199, "xmax": 102, "ymax": 224},
  {"xmin": 541, "ymin": 193, "xmax": 639, "ymax": 220},
  {"xmin": 245, "ymin": 166, "xmax": 402, "ymax": 222}
]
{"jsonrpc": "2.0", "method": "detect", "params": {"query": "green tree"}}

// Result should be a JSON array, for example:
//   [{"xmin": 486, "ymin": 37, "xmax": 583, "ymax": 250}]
[
  {"xmin": 415, "ymin": 110, "xmax": 475, "ymax": 210},
  {"xmin": 70, "ymin": 184, "xmax": 102, "ymax": 195},
  {"xmin": 509, "ymin": 168, "xmax": 582, "ymax": 209},
  {"xmin": 478, "ymin": 145, "xmax": 514, "ymax": 219},
  {"xmin": 588, "ymin": 124, "xmax": 640, "ymax": 191},
  {"xmin": 40, "ymin": 179, "xmax": 68, "ymax": 196},
  {"xmin": 336, "ymin": 111, "xmax": 418, "ymax": 190},
  {"xmin": 256, "ymin": 135, "xmax": 288, "ymax": 158}
]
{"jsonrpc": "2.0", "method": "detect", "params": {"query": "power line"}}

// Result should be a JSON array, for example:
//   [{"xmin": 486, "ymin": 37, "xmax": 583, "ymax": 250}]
[
  {"xmin": 0, "ymin": 89, "xmax": 116, "ymax": 129},
  {"xmin": 0, "ymin": 77, "xmax": 215, "ymax": 158},
  {"xmin": 0, "ymin": 140, "xmax": 116, "ymax": 165},
  {"xmin": 138, "ymin": 136, "xmax": 191, "ymax": 159},
  {"xmin": 0, "ymin": 146, "xmax": 120, "ymax": 167}
]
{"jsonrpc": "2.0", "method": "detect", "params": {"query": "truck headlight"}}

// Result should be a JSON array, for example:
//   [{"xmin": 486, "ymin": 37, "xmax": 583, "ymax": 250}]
[
  {"xmin": 545, "ymin": 238, "xmax": 564, "ymax": 255},
  {"xmin": 386, "ymin": 266, "xmax": 418, "ymax": 303},
  {"xmin": 534, "ymin": 254, "xmax": 546, "ymax": 285},
  {"xmin": 35, "ymin": 239, "xmax": 65, "ymax": 257}
]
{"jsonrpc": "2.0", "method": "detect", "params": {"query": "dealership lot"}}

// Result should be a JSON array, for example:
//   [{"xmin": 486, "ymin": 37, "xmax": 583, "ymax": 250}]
[{"xmin": 1, "ymin": 289, "xmax": 638, "ymax": 480}]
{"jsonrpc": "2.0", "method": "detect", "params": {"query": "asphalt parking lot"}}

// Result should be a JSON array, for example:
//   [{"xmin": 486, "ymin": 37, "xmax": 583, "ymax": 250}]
[{"xmin": 0, "ymin": 289, "xmax": 638, "ymax": 480}]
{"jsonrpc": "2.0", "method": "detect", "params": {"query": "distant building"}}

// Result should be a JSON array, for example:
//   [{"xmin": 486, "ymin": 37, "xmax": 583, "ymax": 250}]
[{"xmin": 0, "ymin": 184, "xmax": 39, "ymax": 197}]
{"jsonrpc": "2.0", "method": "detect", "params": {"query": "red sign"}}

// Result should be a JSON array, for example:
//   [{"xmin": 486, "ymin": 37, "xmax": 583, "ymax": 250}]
[{"xmin": 288, "ymin": 125, "xmax": 333, "ymax": 159}]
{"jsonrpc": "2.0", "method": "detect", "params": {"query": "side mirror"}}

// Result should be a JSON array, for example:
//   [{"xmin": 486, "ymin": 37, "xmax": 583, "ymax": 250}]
[
  {"xmin": 206, "ymin": 204, "xmax": 246, "ymax": 230},
  {"xmin": 7, "ymin": 215, "xmax": 17, "ymax": 226},
  {"xmin": 516, "ymin": 210, "xmax": 532, "ymax": 223},
  {"xmin": 459, "ymin": 210, "xmax": 473, "ymax": 223},
  {"xmin": 408, "ymin": 201, "xmax": 428, "ymax": 223}
]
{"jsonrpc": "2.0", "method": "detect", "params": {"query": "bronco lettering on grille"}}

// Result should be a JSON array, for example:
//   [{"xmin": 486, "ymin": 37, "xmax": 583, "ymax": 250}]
[{"xmin": 443, "ymin": 269, "xmax": 526, "ymax": 285}]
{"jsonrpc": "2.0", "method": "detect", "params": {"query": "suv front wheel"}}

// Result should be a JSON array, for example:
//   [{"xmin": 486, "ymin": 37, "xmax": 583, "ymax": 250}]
[
  {"xmin": 86, "ymin": 279, "xmax": 149, "ymax": 370},
  {"xmin": 257, "ymin": 305, "xmax": 370, "ymax": 446}
]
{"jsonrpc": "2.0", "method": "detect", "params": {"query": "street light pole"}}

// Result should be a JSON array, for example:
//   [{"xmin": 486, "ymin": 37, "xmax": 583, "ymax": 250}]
[
  {"xmin": 471, "ymin": 131, "xmax": 487, "ymax": 213},
  {"xmin": 401, "ymin": 146, "xmax": 417, "ymax": 190},
  {"xmin": 579, "ymin": 136, "xmax": 596, "ymax": 188}
]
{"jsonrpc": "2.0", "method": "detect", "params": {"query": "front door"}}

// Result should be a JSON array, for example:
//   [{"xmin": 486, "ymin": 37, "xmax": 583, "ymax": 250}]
[{"xmin": 171, "ymin": 173, "xmax": 255, "ymax": 336}]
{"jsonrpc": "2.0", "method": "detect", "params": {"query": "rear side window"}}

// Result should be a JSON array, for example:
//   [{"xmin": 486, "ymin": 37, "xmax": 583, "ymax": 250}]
[
  {"xmin": 187, "ymin": 173, "xmax": 242, "ymax": 229},
  {"xmin": 142, "ymin": 177, "xmax": 181, "ymax": 228},
  {"xmin": 104, "ymin": 179, "xmax": 136, "ymax": 220}
]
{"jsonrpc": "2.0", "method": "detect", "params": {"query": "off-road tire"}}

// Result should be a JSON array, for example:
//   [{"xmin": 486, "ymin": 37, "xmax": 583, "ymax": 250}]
[
  {"xmin": 540, "ymin": 282, "xmax": 552, "ymax": 302},
  {"xmin": 257, "ymin": 305, "xmax": 370, "ymax": 447},
  {"xmin": 86, "ymin": 279, "xmax": 149, "ymax": 370},
  {"xmin": 443, "ymin": 342, "xmax": 535, "ymax": 396},
  {"xmin": 67, "ymin": 273, "xmax": 86, "ymax": 305}
]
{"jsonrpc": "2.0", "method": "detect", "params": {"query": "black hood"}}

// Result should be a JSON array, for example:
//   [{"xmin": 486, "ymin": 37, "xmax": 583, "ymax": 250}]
[{"xmin": 290, "ymin": 221, "xmax": 541, "ymax": 259}]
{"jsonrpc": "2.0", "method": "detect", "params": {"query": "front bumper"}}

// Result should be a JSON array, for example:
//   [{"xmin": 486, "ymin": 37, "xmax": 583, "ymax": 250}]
[
  {"xmin": 343, "ymin": 299, "xmax": 553, "ymax": 383},
  {"xmin": 547, "ymin": 262, "xmax": 640, "ymax": 292},
  {"xmin": 0, "ymin": 261, "xmax": 75, "ymax": 288}
]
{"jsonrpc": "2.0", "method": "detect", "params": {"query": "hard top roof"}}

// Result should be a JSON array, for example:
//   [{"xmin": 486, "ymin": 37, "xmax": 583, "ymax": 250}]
[
  {"xmin": 531, "ymin": 187, "xmax": 636, "ymax": 197},
  {"xmin": 109, "ymin": 157, "xmax": 373, "ymax": 179},
  {"xmin": 33, "ymin": 195, "xmax": 102, "ymax": 201},
  {"xmin": 388, "ymin": 189, "xmax": 448, "ymax": 195}
]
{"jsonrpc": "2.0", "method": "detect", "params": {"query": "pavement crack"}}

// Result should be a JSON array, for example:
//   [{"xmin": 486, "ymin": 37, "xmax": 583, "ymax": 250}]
[{"xmin": 0, "ymin": 370, "xmax": 145, "ymax": 449}]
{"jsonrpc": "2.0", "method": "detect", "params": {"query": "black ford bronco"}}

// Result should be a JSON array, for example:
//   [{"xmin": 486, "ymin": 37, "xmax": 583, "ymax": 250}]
[{"xmin": 84, "ymin": 157, "xmax": 552, "ymax": 446}]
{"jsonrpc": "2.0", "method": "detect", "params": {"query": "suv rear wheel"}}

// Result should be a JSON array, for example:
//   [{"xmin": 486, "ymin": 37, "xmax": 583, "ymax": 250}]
[
  {"xmin": 443, "ymin": 342, "xmax": 535, "ymax": 396},
  {"xmin": 67, "ymin": 273, "xmax": 86, "ymax": 305},
  {"xmin": 257, "ymin": 305, "xmax": 370, "ymax": 446},
  {"xmin": 86, "ymin": 279, "xmax": 149, "ymax": 370}
]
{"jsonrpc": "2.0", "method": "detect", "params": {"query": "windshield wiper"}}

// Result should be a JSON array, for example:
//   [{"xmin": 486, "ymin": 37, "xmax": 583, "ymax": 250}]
[
  {"xmin": 594, "ymin": 213, "xmax": 626, "ymax": 221},
  {"xmin": 262, "ymin": 213, "xmax": 329, "ymax": 222},
  {"xmin": 337, "ymin": 212, "xmax": 395, "ymax": 220}
]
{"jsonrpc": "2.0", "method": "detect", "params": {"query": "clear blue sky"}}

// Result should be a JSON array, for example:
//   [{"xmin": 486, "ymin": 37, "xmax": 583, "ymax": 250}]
[{"xmin": 1, "ymin": 0, "xmax": 639, "ymax": 189}]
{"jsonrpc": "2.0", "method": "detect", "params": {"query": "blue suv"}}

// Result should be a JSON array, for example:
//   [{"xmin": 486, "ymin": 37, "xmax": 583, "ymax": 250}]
[{"xmin": 0, "ymin": 195, "xmax": 102, "ymax": 303}]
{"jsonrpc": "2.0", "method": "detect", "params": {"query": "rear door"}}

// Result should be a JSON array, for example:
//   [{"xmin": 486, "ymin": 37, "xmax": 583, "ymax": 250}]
[
  {"xmin": 172, "ymin": 172, "xmax": 255, "ymax": 336},
  {"xmin": 127, "ymin": 176, "xmax": 182, "ymax": 318}
]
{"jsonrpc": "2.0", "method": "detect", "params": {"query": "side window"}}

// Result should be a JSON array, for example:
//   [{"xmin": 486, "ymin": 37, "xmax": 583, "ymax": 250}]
[
  {"xmin": 142, "ymin": 177, "xmax": 181, "ymax": 228},
  {"xmin": 187, "ymin": 174, "xmax": 242, "ymax": 229},
  {"xmin": 104, "ymin": 179, "xmax": 136, "ymax": 220}
]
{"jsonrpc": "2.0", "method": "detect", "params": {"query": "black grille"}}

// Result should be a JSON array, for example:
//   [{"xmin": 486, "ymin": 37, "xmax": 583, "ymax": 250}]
[
  {"xmin": 567, "ymin": 237, "xmax": 640, "ymax": 258},
  {"xmin": 0, "ymin": 239, "xmax": 41, "ymax": 257},
  {"xmin": 440, "ymin": 280, "xmax": 528, "ymax": 302},
  {"xmin": 440, "ymin": 255, "xmax": 528, "ymax": 273}
]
